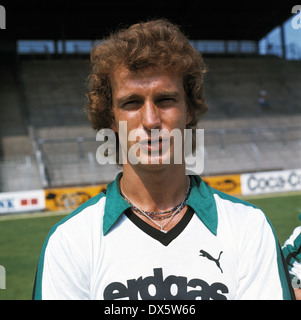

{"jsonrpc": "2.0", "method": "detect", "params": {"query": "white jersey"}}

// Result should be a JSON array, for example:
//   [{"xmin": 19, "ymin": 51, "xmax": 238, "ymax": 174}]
[
  {"xmin": 33, "ymin": 173, "xmax": 294, "ymax": 300},
  {"xmin": 282, "ymin": 226, "xmax": 301, "ymax": 284}
]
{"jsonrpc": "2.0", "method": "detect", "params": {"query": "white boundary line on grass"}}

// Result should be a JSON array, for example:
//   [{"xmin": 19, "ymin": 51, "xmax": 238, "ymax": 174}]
[
  {"xmin": 0, "ymin": 210, "xmax": 70, "ymax": 221},
  {"xmin": 238, "ymin": 190, "xmax": 301, "ymax": 201}
]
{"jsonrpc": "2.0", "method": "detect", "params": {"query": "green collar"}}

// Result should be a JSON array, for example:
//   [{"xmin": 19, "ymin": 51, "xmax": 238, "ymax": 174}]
[{"xmin": 103, "ymin": 173, "xmax": 218, "ymax": 236}]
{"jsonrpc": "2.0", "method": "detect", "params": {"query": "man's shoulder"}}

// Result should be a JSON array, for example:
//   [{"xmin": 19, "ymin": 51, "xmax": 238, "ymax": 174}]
[
  {"xmin": 209, "ymin": 186, "xmax": 259, "ymax": 211},
  {"xmin": 195, "ymin": 175, "xmax": 258, "ymax": 210},
  {"xmin": 48, "ymin": 192, "xmax": 107, "ymax": 239},
  {"xmin": 208, "ymin": 185, "xmax": 275, "ymax": 239},
  {"xmin": 206, "ymin": 183, "xmax": 267, "ymax": 224}
]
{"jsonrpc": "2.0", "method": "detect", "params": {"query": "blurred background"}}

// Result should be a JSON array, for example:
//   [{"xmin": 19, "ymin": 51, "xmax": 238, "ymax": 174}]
[{"xmin": 0, "ymin": 1, "xmax": 300, "ymax": 193}]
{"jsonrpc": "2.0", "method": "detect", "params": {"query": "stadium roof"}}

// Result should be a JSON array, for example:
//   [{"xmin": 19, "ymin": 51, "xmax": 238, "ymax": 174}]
[{"xmin": 1, "ymin": 0, "xmax": 298, "ymax": 41}]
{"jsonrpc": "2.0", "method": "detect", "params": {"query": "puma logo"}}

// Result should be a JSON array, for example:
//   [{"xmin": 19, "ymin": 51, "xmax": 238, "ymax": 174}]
[{"xmin": 199, "ymin": 250, "xmax": 223, "ymax": 273}]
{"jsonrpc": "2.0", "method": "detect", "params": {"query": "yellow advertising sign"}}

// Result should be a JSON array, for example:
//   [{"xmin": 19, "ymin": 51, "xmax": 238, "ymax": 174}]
[
  {"xmin": 202, "ymin": 174, "xmax": 242, "ymax": 195},
  {"xmin": 44, "ymin": 174, "xmax": 241, "ymax": 212},
  {"xmin": 45, "ymin": 185, "xmax": 107, "ymax": 211}
]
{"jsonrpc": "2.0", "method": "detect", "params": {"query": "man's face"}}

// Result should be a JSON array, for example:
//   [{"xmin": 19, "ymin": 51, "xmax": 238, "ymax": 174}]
[{"xmin": 110, "ymin": 66, "xmax": 191, "ymax": 167}]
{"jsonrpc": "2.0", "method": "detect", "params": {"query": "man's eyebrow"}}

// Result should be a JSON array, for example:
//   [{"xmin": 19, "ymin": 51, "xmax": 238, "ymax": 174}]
[{"xmin": 154, "ymin": 91, "xmax": 181, "ymax": 99}]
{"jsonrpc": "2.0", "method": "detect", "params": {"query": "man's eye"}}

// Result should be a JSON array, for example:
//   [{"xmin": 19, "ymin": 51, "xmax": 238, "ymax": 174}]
[
  {"xmin": 123, "ymin": 101, "xmax": 140, "ymax": 108},
  {"xmin": 158, "ymin": 98, "xmax": 175, "ymax": 106}
]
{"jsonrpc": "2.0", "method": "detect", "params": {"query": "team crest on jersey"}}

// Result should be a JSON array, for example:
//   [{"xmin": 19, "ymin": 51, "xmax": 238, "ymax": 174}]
[{"xmin": 103, "ymin": 267, "xmax": 229, "ymax": 300}]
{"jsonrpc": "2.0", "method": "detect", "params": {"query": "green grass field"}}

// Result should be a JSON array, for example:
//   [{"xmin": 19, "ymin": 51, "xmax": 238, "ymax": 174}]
[{"xmin": 0, "ymin": 192, "xmax": 300, "ymax": 300}]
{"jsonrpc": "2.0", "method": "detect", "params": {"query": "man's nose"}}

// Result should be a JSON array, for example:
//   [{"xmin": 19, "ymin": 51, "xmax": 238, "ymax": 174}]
[{"xmin": 141, "ymin": 101, "xmax": 161, "ymax": 131}]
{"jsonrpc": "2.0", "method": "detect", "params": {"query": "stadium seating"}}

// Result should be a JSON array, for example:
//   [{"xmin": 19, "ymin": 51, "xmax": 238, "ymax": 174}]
[
  {"xmin": 204, "ymin": 57, "xmax": 301, "ymax": 117},
  {"xmin": 0, "ymin": 57, "xmax": 300, "ymax": 191},
  {"xmin": 20, "ymin": 59, "xmax": 90, "ymax": 127},
  {"xmin": 0, "ymin": 63, "xmax": 27, "ymax": 137}
]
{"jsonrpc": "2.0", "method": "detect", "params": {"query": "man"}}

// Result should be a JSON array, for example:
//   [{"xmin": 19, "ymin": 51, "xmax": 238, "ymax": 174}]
[
  {"xmin": 282, "ymin": 224, "xmax": 301, "ymax": 300},
  {"xmin": 33, "ymin": 19, "xmax": 295, "ymax": 300}
]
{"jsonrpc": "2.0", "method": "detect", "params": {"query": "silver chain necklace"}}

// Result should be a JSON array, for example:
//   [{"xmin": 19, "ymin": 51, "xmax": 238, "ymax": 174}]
[{"xmin": 121, "ymin": 177, "xmax": 191, "ymax": 234}]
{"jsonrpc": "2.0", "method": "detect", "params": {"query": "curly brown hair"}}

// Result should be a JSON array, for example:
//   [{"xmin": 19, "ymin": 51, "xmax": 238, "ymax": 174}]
[{"xmin": 85, "ymin": 19, "xmax": 208, "ymax": 133}]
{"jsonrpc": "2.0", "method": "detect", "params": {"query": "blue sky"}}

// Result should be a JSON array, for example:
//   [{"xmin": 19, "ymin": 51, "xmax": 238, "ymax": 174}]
[{"xmin": 260, "ymin": 15, "xmax": 301, "ymax": 59}]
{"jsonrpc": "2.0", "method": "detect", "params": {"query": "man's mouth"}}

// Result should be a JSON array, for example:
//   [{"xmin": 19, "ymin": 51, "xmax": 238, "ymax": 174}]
[{"xmin": 139, "ymin": 137, "xmax": 166, "ymax": 152}]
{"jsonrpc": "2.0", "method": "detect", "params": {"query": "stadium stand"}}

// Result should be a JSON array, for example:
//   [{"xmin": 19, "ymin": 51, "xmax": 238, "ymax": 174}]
[
  {"xmin": 204, "ymin": 57, "xmax": 301, "ymax": 117},
  {"xmin": 20, "ymin": 59, "xmax": 89, "ymax": 127},
  {"xmin": 0, "ymin": 1, "xmax": 299, "ymax": 192},
  {"xmin": 0, "ymin": 59, "xmax": 40, "ymax": 192},
  {"xmin": 0, "ymin": 55, "xmax": 300, "ymax": 191},
  {"xmin": 17, "ymin": 57, "xmax": 301, "ymax": 125}
]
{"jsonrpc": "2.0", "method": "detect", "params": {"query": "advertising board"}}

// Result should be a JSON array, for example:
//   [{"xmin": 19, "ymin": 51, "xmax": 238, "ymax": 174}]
[
  {"xmin": 45, "ymin": 185, "xmax": 107, "ymax": 211},
  {"xmin": 0, "ymin": 189, "xmax": 45, "ymax": 214},
  {"xmin": 241, "ymin": 169, "xmax": 301, "ymax": 195},
  {"xmin": 202, "ymin": 174, "xmax": 241, "ymax": 195}
]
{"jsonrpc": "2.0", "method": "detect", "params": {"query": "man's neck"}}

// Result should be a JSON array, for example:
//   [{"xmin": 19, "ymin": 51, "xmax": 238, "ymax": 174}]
[{"xmin": 120, "ymin": 164, "xmax": 188, "ymax": 212}]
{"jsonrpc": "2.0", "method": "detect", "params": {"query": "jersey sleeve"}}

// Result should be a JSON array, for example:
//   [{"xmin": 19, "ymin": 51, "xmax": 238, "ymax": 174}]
[
  {"xmin": 282, "ymin": 226, "xmax": 301, "ymax": 281},
  {"xmin": 235, "ymin": 209, "xmax": 295, "ymax": 300},
  {"xmin": 33, "ymin": 227, "xmax": 90, "ymax": 300}
]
